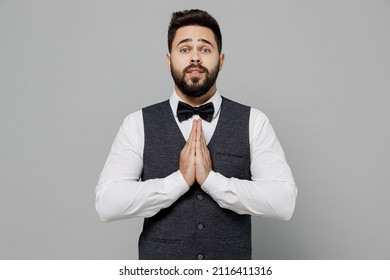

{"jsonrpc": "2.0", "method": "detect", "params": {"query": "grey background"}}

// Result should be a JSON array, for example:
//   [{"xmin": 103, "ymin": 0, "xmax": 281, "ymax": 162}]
[{"xmin": 1, "ymin": 0, "xmax": 389, "ymax": 259}]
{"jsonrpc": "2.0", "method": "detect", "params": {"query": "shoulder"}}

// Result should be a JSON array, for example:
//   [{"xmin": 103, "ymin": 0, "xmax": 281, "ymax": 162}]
[
  {"xmin": 221, "ymin": 96, "xmax": 268, "ymax": 121},
  {"xmin": 249, "ymin": 107, "xmax": 272, "ymax": 134},
  {"xmin": 220, "ymin": 96, "xmax": 251, "ymax": 121},
  {"xmin": 122, "ymin": 110, "xmax": 143, "ymax": 134},
  {"xmin": 221, "ymin": 96, "xmax": 250, "ymax": 110},
  {"xmin": 248, "ymin": 107, "xmax": 278, "ymax": 145},
  {"xmin": 142, "ymin": 100, "xmax": 170, "ymax": 113},
  {"xmin": 122, "ymin": 99, "xmax": 170, "ymax": 128},
  {"xmin": 250, "ymin": 107, "xmax": 268, "ymax": 124}
]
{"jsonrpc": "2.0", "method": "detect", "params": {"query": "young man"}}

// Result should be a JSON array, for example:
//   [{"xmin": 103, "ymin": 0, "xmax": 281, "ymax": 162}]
[{"xmin": 96, "ymin": 9, "xmax": 297, "ymax": 260}]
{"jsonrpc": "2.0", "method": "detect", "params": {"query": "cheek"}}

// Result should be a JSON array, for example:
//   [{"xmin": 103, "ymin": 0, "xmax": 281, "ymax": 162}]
[
  {"xmin": 204, "ymin": 55, "xmax": 220, "ymax": 67},
  {"xmin": 170, "ymin": 58, "xmax": 186, "ymax": 71}
]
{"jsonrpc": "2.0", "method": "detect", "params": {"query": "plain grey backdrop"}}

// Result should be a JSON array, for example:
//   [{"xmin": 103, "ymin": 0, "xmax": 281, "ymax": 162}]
[{"xmin": 1, "ymin": 0, "xmax": 389, "ymax": 259}]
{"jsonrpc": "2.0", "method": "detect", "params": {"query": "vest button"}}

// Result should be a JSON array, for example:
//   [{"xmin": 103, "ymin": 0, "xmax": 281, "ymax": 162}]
[
  {"xmin": 197, "ymin": 223, "xmax": 204, "ymax": 230},
  {"xmin": 197, "ymin": 254, "xmax": 204, "ymax": 260},
  {"xmin": 197, "ymin": 194, "xmax": 204, "ymax": 201}
]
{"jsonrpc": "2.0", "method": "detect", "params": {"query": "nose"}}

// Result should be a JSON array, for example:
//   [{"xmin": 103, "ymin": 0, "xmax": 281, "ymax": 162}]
[
  {"xmin": 191, "ymin": 58, "xmax": 201, "ymax": 63},
  {"xmin": 190, "ymin": 51, "xmax": 201, "ymax": 64}
]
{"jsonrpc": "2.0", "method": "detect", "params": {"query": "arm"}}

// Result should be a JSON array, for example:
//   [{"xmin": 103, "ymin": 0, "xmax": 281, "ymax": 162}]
[
  {"xmin": 201, "ymin": 109, "xmax": 297, "ymax": 221},
  {"xmin": 95, "ymin": 111, "xmax": 189, "ymax": 222}
]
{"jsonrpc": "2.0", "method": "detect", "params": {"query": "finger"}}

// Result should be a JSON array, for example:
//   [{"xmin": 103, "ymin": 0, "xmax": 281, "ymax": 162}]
[
  {"xmin": 195, "ymin": 119, "xmax": 201, "ymax": 143},
  {"xmin": 185, "ymin": 119, "xmax": 195, "ymax": 151},
  {"xmin": 182, "ymin": 120, "xmax": 196, "ymax": 156},
  {"xmin": 190, "ymin": 119, "xmax": 197, "ymax": 155},
  {"xmin": 200, "ymin": 123, "xmax": 206, "ymax": 144},
  {"xmin": 200, "ymin": 126, "xmax": 212, "ymax": 166},
  {"xmin": 199, "ymin": 122, "xmax": 207, "ymax": 152},
  {"xmin": 189, "ymin": 119, "xmax": 197, "ymax": 141},
  {"xmin": 195, "ymin": 119, "xmax": 202, "ymax": 155}
]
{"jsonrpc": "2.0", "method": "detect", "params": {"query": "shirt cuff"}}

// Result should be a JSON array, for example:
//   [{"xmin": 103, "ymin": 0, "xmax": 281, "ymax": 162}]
[
  {"xmin": 164, "ymin": 170, "xmax": 190, "ymax": 198},
  {"xmin": 201, "ymin": 171, "xmax": 231, "ymax": 199}
]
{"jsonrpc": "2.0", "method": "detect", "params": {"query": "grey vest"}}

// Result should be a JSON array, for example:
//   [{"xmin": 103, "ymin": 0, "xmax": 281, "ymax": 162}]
[{"xmin": 139, "ymin": 97, "xmax": 252, "ymax": 260}]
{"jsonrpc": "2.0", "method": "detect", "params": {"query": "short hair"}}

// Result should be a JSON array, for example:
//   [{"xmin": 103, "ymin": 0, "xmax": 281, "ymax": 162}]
[{"xmin": 168, "ymin": 9, "xmax": 222, "ymax": 53}]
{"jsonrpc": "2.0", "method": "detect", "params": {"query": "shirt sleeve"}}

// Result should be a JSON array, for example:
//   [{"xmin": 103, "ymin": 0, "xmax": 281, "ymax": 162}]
[
  {"xmin": 201, "ymin": 108, "xmax": 298, "ymax": 221},
  {"xmin": 95, "ymin": 111, "xmax": 189, "ymax": 222}
]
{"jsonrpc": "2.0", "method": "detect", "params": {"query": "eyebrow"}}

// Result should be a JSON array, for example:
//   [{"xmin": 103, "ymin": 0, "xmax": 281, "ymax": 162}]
[{"xmin": 176, "ymin": 38, "xmax": 215, "ymax": 48}]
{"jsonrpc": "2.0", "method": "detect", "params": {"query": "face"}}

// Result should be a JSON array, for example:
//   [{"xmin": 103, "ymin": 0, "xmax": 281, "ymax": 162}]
[{"xmin": 167, "ymin": 25, "xmax": 224, "ymax": 100}]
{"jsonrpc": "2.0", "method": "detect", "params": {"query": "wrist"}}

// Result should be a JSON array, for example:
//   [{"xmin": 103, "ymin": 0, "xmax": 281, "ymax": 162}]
[
  {"xmin": 177, "ymin": 170, "xmax": 192, "ymax": 189},
  {"xmin": 198, "ymin": 169, "xmax": 212, "ymax": 187}
]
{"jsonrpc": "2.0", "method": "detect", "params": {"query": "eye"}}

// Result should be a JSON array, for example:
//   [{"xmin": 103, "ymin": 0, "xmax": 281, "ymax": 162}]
[
  {"xmin": 201, "ymin": 48, "xmax": 211, "ymax": 53},
  {"xmin": 179, "ymin": 47, "xmax": 190, "ymax": 53}
]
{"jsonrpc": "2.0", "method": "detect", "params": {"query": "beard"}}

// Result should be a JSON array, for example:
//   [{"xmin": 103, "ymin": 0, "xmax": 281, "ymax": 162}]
[{"xmin": 170, "ymin": 61, "xmax": 220, "ymax": 98}]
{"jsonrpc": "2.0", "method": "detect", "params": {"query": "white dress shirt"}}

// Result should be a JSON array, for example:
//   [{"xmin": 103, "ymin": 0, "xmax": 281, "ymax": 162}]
[{"xmin": 96, "ymin": 91, "xmax": 297, "ymax": 222}]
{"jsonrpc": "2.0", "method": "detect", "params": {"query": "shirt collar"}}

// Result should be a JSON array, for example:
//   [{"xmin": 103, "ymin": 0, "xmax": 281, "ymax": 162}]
[{"xmin": 169, "ymin": 90, "xmax": 222, "ymax": 121}]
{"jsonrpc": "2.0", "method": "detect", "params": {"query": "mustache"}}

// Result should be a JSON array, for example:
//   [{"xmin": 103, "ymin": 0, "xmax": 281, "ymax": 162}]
[{"xmin": 183, "ymin": 64, "xmax": 209, "ymax": 74}]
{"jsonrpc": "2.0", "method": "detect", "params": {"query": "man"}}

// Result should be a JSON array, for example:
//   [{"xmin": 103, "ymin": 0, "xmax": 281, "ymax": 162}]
[{"xmin": 96, "ymin": 9, "xmax": 297, "ymax": 260}]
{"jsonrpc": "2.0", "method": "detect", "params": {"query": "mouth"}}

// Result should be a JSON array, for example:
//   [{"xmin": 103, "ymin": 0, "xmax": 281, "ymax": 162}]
[
  {"xmin": 187, "ymin": 67, "xmax": 204, "ymax": 74},
  {"xmin": 186, "ymin": 68, "xmax": 205, "ymax": 78}
]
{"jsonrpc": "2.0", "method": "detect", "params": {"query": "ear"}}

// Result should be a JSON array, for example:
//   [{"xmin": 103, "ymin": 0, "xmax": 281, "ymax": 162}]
[
  {"xmin": 166, "ymin": 52, "xmax": 171, "ymax": 71},
  {"xmin": 219, "ymin": 53, "xmax": 225, "ymax": 71}
]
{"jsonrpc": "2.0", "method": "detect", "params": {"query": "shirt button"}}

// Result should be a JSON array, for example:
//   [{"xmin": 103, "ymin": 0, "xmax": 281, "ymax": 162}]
[
  {"xmin": 197, "ymin": 254, "xmax": 204, "ymax": 260},
  {"xmin": 197, "ymin": 194, "xmax": 204, "ymax": 201},
  {"xmin": 197, "ymin": 223, "xmax": 204, "ymax": 230}
]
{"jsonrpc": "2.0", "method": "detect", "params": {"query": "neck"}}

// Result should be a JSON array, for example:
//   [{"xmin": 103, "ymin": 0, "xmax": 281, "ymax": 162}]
[{"xmin": 175, "ymin": 84, "xmax": 217, "ymax": 106}]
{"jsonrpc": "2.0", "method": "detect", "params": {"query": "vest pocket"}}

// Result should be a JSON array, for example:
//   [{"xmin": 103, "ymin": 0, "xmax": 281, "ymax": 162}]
[
  {"xmin": 147, "ymin": 237, "xmax": 182, "ymax": 245},
  {"xmin": 214, "ymin": 235, "xmax": 245, "ymax": 241},
  {"xmin": 214, "ymin": 151, "xmax": 244, "ymax": 165}
]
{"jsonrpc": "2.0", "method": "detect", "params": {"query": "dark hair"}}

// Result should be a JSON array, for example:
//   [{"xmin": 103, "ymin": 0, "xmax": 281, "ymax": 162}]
[{"xmin": 168, "ymin": 9, "xmax": 222, "ymax": 53}]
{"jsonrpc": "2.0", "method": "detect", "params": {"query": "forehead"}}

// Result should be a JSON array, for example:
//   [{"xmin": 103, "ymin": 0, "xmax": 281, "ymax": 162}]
[{"xmin": 173, "ymin": 25, "xmax": 216, "ymax": 45}]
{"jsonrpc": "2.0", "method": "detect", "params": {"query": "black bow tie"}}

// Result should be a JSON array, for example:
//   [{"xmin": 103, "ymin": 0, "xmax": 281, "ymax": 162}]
[{"xmin": 177, "ymin": 101, "xmax": 215, "ymax": 122}]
